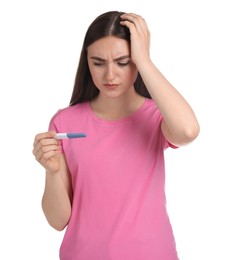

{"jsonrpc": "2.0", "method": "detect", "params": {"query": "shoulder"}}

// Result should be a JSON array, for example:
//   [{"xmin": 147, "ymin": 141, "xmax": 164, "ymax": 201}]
[
  {"xmin": 48, "ymin": 102, "xmax": 90, "ymax": 132},
  {"xmin": 145, "ymin": 98, "xmax": 158, "ymax": 109},
  {"xmin": 144, "ymin": 99, "xmax": 179, "ymax": 149},
  {"xmin": 51, "ymin": 102, "xmax": 89, "ymax": 120},
  {"xmin": 49, "ymin": 102, "xmax": 90, "ymax": 130},
  {"xmin": 140, "ymin": 98, "xmax": 162, "ymax": 119}
]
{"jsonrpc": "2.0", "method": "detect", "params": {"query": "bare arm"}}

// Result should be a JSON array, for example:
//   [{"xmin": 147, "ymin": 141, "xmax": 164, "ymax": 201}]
[
  {"xmin": 137, "ymin": 61, "xmax": 200, "ymax": 146},
  {"xmin": 33, "ymin": 131, "xmax": 72, "ymax": 231},
  {"xmin": 120, "ymin": 13, "xmax": 200, "ymax": 146}
]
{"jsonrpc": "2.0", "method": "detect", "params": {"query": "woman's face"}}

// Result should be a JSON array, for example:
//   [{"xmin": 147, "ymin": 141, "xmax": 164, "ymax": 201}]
[{"xmin": 87, "ymin": 36, "xmax": 138, "ymax": 99}]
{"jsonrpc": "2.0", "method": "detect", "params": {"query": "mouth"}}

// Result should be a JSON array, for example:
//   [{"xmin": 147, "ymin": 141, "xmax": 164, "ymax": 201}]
[{"xmin": 104, "ymin": 83, "xmax": 119, "ymax": 89}]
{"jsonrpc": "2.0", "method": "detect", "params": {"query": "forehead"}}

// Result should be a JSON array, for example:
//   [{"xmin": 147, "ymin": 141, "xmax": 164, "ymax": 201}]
[{"xmin": 87, "ymin": 36, "xmax": 130, "ymax": 58}]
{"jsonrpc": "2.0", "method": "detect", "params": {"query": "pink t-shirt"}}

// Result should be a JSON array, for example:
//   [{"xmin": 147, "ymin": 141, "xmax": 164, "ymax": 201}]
[{"xmin": 49, "ymin": 98, "xmax": 179, "ymax": 260}]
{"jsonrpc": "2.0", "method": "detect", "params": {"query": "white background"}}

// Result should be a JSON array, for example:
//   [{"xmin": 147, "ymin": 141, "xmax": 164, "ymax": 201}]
[{"xmin": 0, "ymin": 0, "xmax": 233, "ymax": 259}]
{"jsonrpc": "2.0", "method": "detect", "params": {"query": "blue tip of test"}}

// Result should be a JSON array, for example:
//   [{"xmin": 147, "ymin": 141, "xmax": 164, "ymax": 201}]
[{"xmin": 67, "ymin": 133, "xmax": 87, "ymax": 138}]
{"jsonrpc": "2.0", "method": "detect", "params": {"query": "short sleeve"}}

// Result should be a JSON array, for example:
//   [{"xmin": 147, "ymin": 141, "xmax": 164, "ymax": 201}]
[
  {"xmin": 48, "ymin": 109, "xmax": 62, "ymax": 132},
  {"xmin": 159, "ymin": 116, "xmax": 179, "ymax": 150}
]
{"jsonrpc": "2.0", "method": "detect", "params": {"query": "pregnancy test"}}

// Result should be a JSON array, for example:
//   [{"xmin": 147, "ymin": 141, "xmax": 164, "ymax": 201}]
[{"xmin": 55, "ymin": 133, "xmax": 87, "ymax": 139}]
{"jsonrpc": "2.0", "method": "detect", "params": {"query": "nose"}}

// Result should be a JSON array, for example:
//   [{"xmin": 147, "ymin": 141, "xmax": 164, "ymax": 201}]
[{"xmin": 105, "ymin": 63, "xmax": 115, "ymax": 81}]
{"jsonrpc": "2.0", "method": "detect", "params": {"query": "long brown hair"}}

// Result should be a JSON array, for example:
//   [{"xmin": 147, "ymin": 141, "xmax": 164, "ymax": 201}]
[{"xmin": 70, "ymin": 11, "xmax": 151, "ymax": 106}]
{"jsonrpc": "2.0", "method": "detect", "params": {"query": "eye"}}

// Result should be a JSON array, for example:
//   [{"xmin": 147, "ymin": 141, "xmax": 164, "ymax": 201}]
[
  {"xmin": 118, "ymin": 61, "xmax": 130, "ymax": 66},
  {"xmin": 93, "ymin": 62, "xmax": 104, "ymax": 67}
]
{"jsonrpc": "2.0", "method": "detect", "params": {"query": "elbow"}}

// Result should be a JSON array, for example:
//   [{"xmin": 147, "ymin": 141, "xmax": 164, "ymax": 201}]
[
  {"xmin": 162, "ymin": 119, "xmax": 200, "ymax": 147},
  {"xmin": 171, "ymin": 122, "xmax": 200, "ymax": 147},
  {"xmin": 182, "ymin": 122, "xmax": 200, "ymax": 144},
  {"xmin": 45, "ymin": 215, "xmax": 69, "ymax": 231},
  {"xmin": 42, "ymin": 203, "xmax": 70, "ymax": 232},
  {"xmin": 51, "ymin": 222, "xmax": 68, "ymax": 232}
]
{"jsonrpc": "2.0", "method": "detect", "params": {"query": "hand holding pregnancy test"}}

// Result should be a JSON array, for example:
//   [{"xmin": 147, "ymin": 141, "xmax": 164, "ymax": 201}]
[{"xmin": 55, "ymin": 133, "xmax": 87, "ymax": 139}]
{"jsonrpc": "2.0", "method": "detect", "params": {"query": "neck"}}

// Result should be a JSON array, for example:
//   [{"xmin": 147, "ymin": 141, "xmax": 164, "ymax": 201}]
[{"xmin": 90, "ymin": 90, "xmax": 145, "ymax": 120}]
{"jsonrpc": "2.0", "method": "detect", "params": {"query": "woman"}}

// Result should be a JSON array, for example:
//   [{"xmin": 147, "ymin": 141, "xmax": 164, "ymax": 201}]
[{"xmin": 33, "ymin": 11, "xmax": 199, "ymax": 260}]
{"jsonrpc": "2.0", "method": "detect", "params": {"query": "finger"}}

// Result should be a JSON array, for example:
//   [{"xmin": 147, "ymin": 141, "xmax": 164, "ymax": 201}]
[
  {"xmin": 121, "ymin": 13, "xmax": 145, "ymax": 24},
  {"xmin": 35, "ymin": 144, "xmax": 61, "ymax": 162},
  {"xmin": 38, "ymin": 148, "xmax": 60, "ymax": 163},
  {"xmin": 37, "ymin": 150, "xmax": 61, "ymax": 171},
  {"xmin": 33, "ymin": 137, "xmax": 59, "ymax": 157},
  {"xmin": 120, "ymin": 18, "xmax": 149, "ymax": 42},
  {"xmin": 120, "ymin": 13, "xmax": 149, "ymax": 34},
  {"xmin": 33, "ymin": 131, "xmax": 56, "ymax": 147}
]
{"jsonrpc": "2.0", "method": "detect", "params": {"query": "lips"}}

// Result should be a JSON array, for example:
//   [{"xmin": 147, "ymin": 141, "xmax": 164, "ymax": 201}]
[{"xmin": 104, "ymin": 83, "xmax": 119, "ymax": 89}]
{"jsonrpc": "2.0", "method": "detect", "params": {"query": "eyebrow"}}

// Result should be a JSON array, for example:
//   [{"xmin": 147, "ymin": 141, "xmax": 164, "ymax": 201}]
[{"xmin": 90, "ymin": 55, "xmax": 131, "ymax": 62}]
